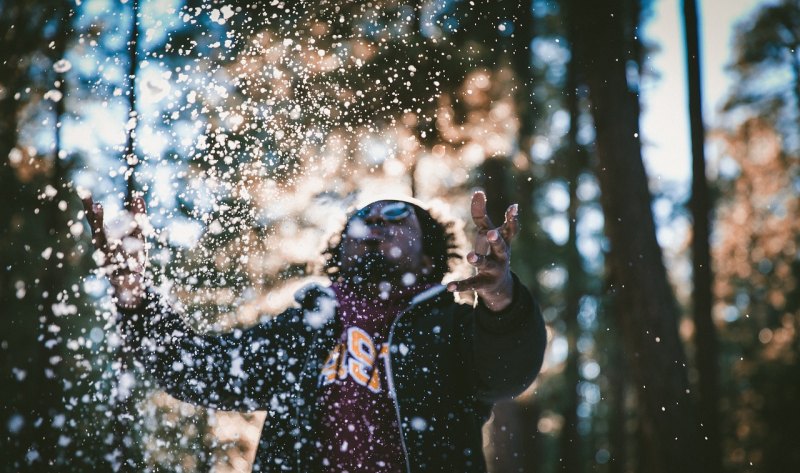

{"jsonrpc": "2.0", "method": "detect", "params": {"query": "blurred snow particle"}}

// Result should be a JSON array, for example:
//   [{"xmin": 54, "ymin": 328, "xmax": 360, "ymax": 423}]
[
  {"xmin": 142, "ymin": 76, "xmax": 171, "ymax": 103},
  {"xmin": 402, "ymin": 273, "xmax": 416, "ymax": 286},
  {"xmin": 346, "ymin": 219, "xmax": 368, "ymax": 239},
  {"xmin": 121, "ymin": 235, "xmax": 144, "ymax": 255},
  {"xmin": 410, "ymin": 417, "xmax": 428, "ymax": 431},
  {"xmin": 229, "ymin": 355, "xmax": 245, "ymax": 378},
  {"xmin": 69, "ymin": 221, "xmax": 84, "ymax": 238},
  {"xmin": 107, "ymin": 331, "xmax": 122, "ymax": 349},
  {"xmin": 41, "ymin": 247, "xmax": 53, "ymax": 260},
  {"xmin": 208, "ymin": 220, "xmax": 224, "ymax": 235},
  {"xmin": 25, "ymin": 449, "xmax": 39, "ymax": 464},
  {"xmin": 117, "ymin": 372, "xmax": 136, "ymax": 400},
  {"xmin": 14, "ymin": 280, "xmax": 26, "ymax": 299},
  {"xmin": 91, "ymin": 248, "xmax": 106, "ymax": 266},
  {"xmin": 51, "ymin": 301, "xmax": 77, "ymax": 317},
  {"xmin": 7, "ymin": 414, "xmax": 24, "ymax": 434},
  {"xmin": 75, "ymin": 186, "xmax": 91, "ymax": 200},
  {"xmin": 124, "ymin": 116, "xmax": 137, "ymax": 132},
  {"xmin": 53, "ymin": 59, "xmax": 72, "ymax": 73},
  {"xmin": 12, "ymin": 367, "xmax": 26, "ymax": 381},
  {"xmin": 167, "ymin": 219, "xmax": 203, "ymax": 247},
  {"xmin": 83, "ymin": 276, "xmax": 107, "ymax": 298},
  {"xmin": 44, "ymin": 89, "xmax": 63, "ymax": 103},
  {"xmin": 52, "ymin": 414, "xmax": 65, "ymax": 429},
  {"xmin": 303, "ymin": 296, "xmax": 337, "ymax": 329},
  {"xmin": 8, "ymin": 147, "xmax": 23, "ymax": 165},
  {"xmin": 89, "ymin": 327, "xmax": 104, "ymax": 344},
  {"xmin": 581, "ymin": 360, "xmax": 601, "ymax": 380},
  {"xmin": 210, "ymin": 5, "xmax": 234, "ymax": 25}
]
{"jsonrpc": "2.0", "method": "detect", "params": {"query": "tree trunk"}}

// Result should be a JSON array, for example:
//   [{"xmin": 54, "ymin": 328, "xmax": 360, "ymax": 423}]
[
  {"xmin": 558, "ymin": 30, "xmax": 584, "ymax": 473},
  {"xmin": 507, "ymin": 0, "xmax": 538, "ymax": 236},
  {"xmin": 508, "ymin": 0, "xmax": 536, "ymax": 146},
  {"xmin": 682, "ymin": 2, "xmax": 721, "ymax": 473},
  {"xmin": 567, "ymin": 1, "xmax": 700, "ymax": 472},
  {"xmin": 35, "ymin": 13, "xmax": 72, "ymax": 465},
  {"xmin": 606, "ymin": 323, "xmax": 628, "ymax": 473},
  {"xmin": 124, "ymin": 0, "xmax": 141, "ymax": 204},
  {"xmin": 110, "ymin": 1, "xmax": 143, "ymax": 470}
]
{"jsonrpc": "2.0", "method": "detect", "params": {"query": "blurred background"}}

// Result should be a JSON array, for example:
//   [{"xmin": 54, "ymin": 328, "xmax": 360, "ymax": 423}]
[{"xmin": 2, "ymin": 0, "xmax": 799, "ymax": 471}]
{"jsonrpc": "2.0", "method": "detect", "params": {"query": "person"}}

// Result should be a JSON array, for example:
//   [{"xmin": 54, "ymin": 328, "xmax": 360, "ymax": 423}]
[{"xmin": 82, "ymin": 191, "xmax": 547, "ymax": 473}]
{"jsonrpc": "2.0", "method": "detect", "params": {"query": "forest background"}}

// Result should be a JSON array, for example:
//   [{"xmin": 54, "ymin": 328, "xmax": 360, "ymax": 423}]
[{"xmin": 2, "ymin": 0, "xmax": 799, "ymax": 472}]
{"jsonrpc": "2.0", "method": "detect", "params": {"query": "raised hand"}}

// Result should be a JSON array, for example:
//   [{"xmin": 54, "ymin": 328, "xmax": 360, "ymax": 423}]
[
  {"xmin": 81, "ymin": 194, "xmax": 150, "ymax": 309},
  {"xmin": 447, "ymin": 191, "xmax": 519, "ymax": 312}
]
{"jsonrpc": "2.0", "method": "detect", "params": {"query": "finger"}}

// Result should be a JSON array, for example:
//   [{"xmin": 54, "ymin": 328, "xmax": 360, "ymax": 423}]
[
  {"xmin": 474, "ymin": 232, "xmax": 490, "ymax": 257},
  {"xmin": 81, "ymin": 196, "xmax": 99, "ymax": 231},
  {"xmin": 131, "ymin": 195, "xmax": 146, "ymax": 215},
  {"xmin": 447, "ymin": 274, "xmax": 489, "ymax": 293},
  {"xmin": 83, "ymin": 199, "xmax": 110, "ymax": 253},
  {"xmin": 80, "ymin": 195, "xmax": 94, "ymax": 216},
  {"xmin": 470, "ymin": 191, "xmax": 495, "ymax": 231},
  {"xmin": 487, "ymin": 229, "xmax": 509, "ymax": 261},
  {"xmin": 128, "ymin": 196, "xmax": 147, "ymax": 241},
  {"xmin": 500, "ymin": 203, "xmax": 520, "ymax": 242},
  {"xmin": 466, "ymin": 251, "xmax": 487, "ymax": 269}
]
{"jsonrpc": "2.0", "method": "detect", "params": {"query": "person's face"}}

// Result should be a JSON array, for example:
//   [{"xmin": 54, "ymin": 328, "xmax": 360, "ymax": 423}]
[{"xmin": 338, "ymin": 201, "xmax": 431, "ymax": 284}]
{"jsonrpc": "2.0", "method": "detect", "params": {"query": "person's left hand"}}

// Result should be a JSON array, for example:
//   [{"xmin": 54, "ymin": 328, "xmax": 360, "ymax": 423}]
[{"xmin": 447, "ymin": 191, "xmax": 519, "ymax": 312}]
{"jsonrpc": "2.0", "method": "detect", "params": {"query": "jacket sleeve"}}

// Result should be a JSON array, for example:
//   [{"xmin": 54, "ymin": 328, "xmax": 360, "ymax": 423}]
[
  {"xmin": 117, "ymin": 291, "xmax": 312, "ymax": 412},
  {"xmin": 469, "ymin": 273, "xmax": 547, "ymax": 404}
]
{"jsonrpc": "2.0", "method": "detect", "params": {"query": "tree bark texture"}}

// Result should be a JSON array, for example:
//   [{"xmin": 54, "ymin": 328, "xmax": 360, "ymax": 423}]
[{"xmin": 682, "ymin": 1, "xmax": 721, "ymax": 473}]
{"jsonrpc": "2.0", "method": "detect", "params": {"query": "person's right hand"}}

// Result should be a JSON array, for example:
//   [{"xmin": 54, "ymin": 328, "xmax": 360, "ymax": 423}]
[{"xmin": 81, "ymin": 194, "xmax": 150, "ymax": 309}]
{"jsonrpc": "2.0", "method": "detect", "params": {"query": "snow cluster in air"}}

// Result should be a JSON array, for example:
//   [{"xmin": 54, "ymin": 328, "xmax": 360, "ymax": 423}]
[{"xmin": 7, "ymin": 0, "xmax": 561, "ymax": 469}]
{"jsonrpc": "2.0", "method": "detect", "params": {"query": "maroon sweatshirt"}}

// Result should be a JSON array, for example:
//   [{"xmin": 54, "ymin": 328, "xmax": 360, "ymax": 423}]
[{"xmin": 316, "ymin": 281, "xmax": 433, "ymax": 472}]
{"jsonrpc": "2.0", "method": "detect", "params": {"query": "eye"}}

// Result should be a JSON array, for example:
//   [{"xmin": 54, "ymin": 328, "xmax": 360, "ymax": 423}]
[{"xmin": 381, "ymin": 202, "xmax": 411, "ymax": 222}]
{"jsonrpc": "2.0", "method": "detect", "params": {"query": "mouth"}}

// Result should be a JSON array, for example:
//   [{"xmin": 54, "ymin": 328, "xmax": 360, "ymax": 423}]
[
  {"xmin": 362, "ymin": 235, "xmax": 383, "ymax": 244},
  {"xmin": 342, "ymin": 249, "xmax": 391, "ymax": 281}
]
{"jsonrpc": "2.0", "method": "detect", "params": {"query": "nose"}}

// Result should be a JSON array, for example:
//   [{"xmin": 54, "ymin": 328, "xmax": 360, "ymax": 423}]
[{"xmin": 362, "ymin": 207, "xmax": 386, "ymax": 226}]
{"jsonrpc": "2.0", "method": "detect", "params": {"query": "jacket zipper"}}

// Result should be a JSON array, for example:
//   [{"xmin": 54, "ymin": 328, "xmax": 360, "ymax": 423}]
[{"xmin": 386, "ymin": 307, "xmax": 413, "ymax": 473}]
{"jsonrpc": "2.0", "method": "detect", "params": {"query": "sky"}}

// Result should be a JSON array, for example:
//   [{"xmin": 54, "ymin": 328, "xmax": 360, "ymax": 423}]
[{"xmin": 639, "ymin": 0, "xmax": 763, "ymax": 186}]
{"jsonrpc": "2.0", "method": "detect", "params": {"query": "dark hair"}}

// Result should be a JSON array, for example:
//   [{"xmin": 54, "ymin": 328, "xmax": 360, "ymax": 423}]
[{"xmin": 321, "ymin": 202, "xmax": 462, "ymax": 284}]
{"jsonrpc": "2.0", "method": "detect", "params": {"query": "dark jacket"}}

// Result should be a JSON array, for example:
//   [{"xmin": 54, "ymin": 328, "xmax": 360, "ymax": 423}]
[{"xmin": 120, "ymin": 275, "xmax": 546, "ymax": 472}]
